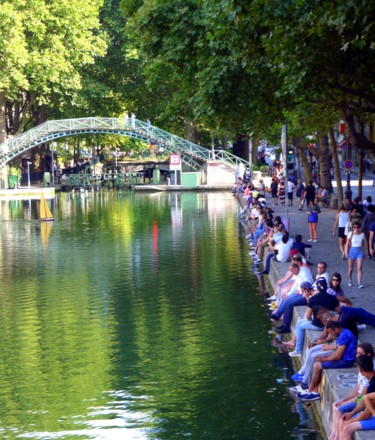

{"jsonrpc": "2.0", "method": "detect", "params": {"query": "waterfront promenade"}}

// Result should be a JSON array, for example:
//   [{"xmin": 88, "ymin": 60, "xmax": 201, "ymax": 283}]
[{"xmin": 240, "ymin": 176, "xmax": 375, "ymax": 440}]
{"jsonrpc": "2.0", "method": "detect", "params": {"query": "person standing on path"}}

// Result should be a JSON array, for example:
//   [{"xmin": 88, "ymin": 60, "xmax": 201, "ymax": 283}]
[
  {"xmin": 333, "ymin": 205, "xmax": 350, "ymax": 259},
  {"xmin": 346, "ymin": 221, "xmax": 366, "ymax": 288},
  {"xmin": 304, "ymin": 180, "xmax": 316, "ymax": 207},
  {"xmin": 124, "ymin": 112, "xmax": 129, "ymax": 129},
  {"xmin": 361, "ymin": 205, "xmax": 375, "ymax": 256},
  {"xmin": 131, "ymin": 112, "xmax": 136, "ymax": 130},
  {"xmin": 296, "ymin": 179, "xmax": 305, "ymax": 211},
  {"xmin": 307, "ymin": 200, "xmax": 320, "ymax": 242}
]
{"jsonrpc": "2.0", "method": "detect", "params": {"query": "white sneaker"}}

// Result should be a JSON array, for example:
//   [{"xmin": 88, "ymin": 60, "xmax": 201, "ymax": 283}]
[
  {"xmin": 308, "ymin": 239, "xmax": 313, "ymax": 242},
  {"xmin": 289, "ymin": 350, "xmax": 302, "ymax": 357},
  {"xmin": 267, "ymin": 295, "xmax": 277, "ymax": 301},
  {"xmin": 313, "ymin": 239, "xmax": 317, "ymax": 243},
  {"xmin": 348, "ymin": 280, "xmax": 352, "ymax": 287},
  {"xmin": 289, "ymin": 385, "xmax": 306, "ymax": 394}
]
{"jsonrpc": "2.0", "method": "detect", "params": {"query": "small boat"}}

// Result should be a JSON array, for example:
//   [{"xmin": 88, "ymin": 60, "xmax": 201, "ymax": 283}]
[{"xmin": 40, "ymin": 194, "xmax": 54, "ymax": 221}]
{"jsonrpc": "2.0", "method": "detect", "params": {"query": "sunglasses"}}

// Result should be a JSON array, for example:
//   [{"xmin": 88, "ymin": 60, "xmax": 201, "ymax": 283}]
[{"xmin": 332, "ymin": 279, "xmax": 339, "ymax": 281}]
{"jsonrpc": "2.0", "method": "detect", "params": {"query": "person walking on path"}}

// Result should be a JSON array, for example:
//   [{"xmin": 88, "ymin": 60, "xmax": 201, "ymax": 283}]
[
  {"xmin": 296, "ymin": 178, "xmax": 305, "ymax": 211},
  {"xmin": 307, "ymin": 200, "xmax": 320, "ymax": 242},
  {"xmin": 346, "ymin": 221, "xmax": 366, "ymax": 288},
  {"xmin": 270, "ymin": 177, "xmax": 278, "ymax": 206},
  {"xmin": 333, "ymin": 205, "xmax": 350, "ymax": 259}
]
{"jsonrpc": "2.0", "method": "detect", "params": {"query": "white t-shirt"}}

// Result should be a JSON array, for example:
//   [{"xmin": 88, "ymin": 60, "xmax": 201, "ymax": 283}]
[
  {"xmin": 276, "ymin": 237, "xmax": 293, "ymax": 262},
  {"xmin": 287, "ymin": 181, "xmax": 294, "ymax": 193},
  {"xmin": 251, "ymin": 208, "xmax": 259, "ymax": 219},
  {"xmin": 288, "ymin": 266, "xmax": 314, "ymax": 296},
  {"xmin": 347, "ymin": 232, "xmax": 365, "ymax": 247}
]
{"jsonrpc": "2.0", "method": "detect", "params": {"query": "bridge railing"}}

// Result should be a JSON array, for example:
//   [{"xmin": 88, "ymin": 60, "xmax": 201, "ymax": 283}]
[{"xmin": 0, "ymin": 117, "xmax": 251, "ymax": 171}]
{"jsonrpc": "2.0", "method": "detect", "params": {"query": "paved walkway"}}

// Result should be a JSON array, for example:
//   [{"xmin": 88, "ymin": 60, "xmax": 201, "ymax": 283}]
[{"xmin": 267, "ymin": 195, "xmax": 375, "ymax": 319}]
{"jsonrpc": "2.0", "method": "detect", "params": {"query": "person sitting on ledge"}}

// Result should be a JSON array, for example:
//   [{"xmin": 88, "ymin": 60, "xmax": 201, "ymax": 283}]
[
  {"xmin": 338, "ymin": 356, "xmax": 375, "ymax": 440},
  {"xmin": 269, "ymin": 261, "xmax": 313, "ymax": 334},
  {"xmin": 328, "ymin": 344, "xmax": 374, "ymax": 440},
  {"xmin": 297, "ymin": 321, "xmax": 357, "ymax": 402}
]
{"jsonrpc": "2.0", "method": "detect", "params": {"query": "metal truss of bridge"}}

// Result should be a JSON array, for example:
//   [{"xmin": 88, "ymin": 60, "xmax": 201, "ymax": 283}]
[{"xmin": 0, "ymin": 117, "xmax": 250, "ymax": 171}]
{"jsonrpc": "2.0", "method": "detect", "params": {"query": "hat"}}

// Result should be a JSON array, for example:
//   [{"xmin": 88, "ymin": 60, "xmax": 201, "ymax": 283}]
[
  {"xmin": 300, "ymin": 281, "xmax": 313, "ymax": 291},
  {"xmin": 316, "ymin": 277, "xmax": 328, "ymax": 291}
]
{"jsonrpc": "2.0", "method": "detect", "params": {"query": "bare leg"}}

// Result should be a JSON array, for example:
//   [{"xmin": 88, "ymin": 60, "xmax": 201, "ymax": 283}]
[
  {"xmin": 308, "ymin": 361, "xmax": 322, "ymax": 392},
  {"xmin": 309, "ymin": 223, "xmax": 313, "ymax": 240},
  {"xmin": 348, "ymin": 258, "xmax": 354, "ymax": 283},
  {"xmin": 282, "ymin": 333, "xmax": 296, "ymax": 347},
  {"xmin": 357, "ymin": 258, "xmax": 363, "ymax": 285},
  {"xmin": 342, "ymin": 421, "xmax": 362, "ymax": 440}
]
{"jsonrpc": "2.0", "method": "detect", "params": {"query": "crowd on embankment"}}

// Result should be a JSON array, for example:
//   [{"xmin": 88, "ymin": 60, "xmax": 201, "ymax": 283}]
[{"xmin": 233, "ymin": 172, "xmax": 375, "ymax": 440}]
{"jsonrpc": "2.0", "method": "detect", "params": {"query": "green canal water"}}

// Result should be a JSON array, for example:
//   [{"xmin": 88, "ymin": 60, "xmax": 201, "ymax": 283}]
[{"xmin": 0, "ymin": 191, "xmax": 320, "ymax": 439}]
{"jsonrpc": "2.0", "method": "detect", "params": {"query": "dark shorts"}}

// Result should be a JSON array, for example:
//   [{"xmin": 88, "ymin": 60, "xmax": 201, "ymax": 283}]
[
  {"xmin": 288, "ymin": 192, "xmax": 293, "ymax": 200},
  {"xmin": 338, "ymin": 227, "xmax": 346, "ymax": 238},
  {"xmin": 271, "ymin": 191, "xmax": 277, "ymax": 197}
]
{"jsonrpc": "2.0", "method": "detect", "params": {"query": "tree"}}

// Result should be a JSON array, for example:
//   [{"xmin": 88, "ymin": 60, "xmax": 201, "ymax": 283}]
[
  {"xmin": 0, "ymin": 0, "xmax": 107, "ymax": 144},
  {"xmin": 122, "ymin": 0, "xmax": 285, "ymax": 155}
]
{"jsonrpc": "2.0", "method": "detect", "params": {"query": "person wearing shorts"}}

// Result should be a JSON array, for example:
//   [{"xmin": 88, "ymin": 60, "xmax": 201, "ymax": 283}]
[
  {"xmin": 345, "ymin": 221, "xmax": 366, "ymax": 288},
  {"xmin": 338, "ymin": 356, "xmax": 375, "ymax": 440},
  {"xmin": 333, "ymin": 205, "xmax": 350, "ymax": 259}
]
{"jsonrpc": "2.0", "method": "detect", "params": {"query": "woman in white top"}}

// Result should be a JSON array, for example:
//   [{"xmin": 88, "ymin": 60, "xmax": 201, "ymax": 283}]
[
  {"xmin": 333, "ymin": 206, "xmax": 350, "ymax": 259},
  {"xmin": 345, "ymin": 221, "xmax": 366, "ymax": 288}
]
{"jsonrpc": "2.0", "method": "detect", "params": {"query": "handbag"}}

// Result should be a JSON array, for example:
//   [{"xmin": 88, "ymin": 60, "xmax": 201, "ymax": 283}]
[{"xmin": 344, "ymin": 221, "xmax": 352, "ymax": 236}]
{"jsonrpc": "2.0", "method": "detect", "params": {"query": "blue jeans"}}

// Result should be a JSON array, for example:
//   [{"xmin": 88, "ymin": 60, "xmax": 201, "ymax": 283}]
[
  {"xmin": 254, "ymin": 228, "xmax": 264, "ymax": 246},
  {"xmin": 273, "ymin": 294, "xmax": 307, "ymax": 329},
  {"xmin": 264, "ymin": 253, "xmax": 274, "ymax": 273},
  {"xmin": 295, "ymin": 318, "xmax": 323, "ymax": 353},
  {"xmin": 276, "ymin": 280, "xmax": 294, "ymax": 304},
  {"xmin": 341, "ymin": 306, "xmax": 375, "ymax": 326}
]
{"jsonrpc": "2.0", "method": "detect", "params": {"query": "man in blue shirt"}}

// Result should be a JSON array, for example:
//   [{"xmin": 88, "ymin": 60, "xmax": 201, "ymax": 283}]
[{"xmin": 297, "ymin": 321, "xmax": 357, "ymax": 401}]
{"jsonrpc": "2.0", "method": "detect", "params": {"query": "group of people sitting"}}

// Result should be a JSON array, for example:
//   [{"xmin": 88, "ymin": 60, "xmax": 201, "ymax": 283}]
[
  {"xmin": 266, "ymin": 257, "xmax": 375, "ymax": 439},
  {"xmin": 237, "ymin": 177, "xmax": 375, "ymax": 439}
]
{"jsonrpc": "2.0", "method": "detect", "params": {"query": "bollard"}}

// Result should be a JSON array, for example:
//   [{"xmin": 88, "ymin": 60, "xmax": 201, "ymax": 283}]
[{"xmin": 330, "ymin": 193, "xmax": 338, "ymax": 210}]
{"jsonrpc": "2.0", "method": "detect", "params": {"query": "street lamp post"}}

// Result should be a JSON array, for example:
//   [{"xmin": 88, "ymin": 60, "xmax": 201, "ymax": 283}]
[
  {"xmin": 27, "ymin": 161, "xmax": 32, "ymax": 189},
  {"xmin": 345, "ymin": 171, "xmax": 352, "ymax": 201}
]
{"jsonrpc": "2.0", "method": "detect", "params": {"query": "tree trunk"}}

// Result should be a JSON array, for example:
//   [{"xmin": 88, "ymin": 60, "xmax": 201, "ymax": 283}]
[
  {"xmin": 317, "ymin": 134, "xmax": 332, "ymax": 191},
  {"xmin": 221, "ymin": 136, "xmax": 228, "ymax": 150},
  {"xmin": 185, "ymin": 120, "xmax": 199, "ymax": 144},
  {"xmin": 232, "ymin": 134, "xmax": 249, "ymax": 161},
  {"xmin": 251, "ymin": 134, "xmax": 259, "ymax": 166},
  {"xmin": 328, "ymin": 127, "xmax": 343, "ymax": 203},
  {"xmin": 0, "ymin": 92, "xmax": 7, "ymax": 144},
  {"xmin": 340, "ymin": 104, "xmax": 375, "ymax": 153},
  {"xmin": 358, "ymin": 148, "xmax": 363, "ymax": 199},
  {"xmin": 297, "ymin": 146, "xmax": 312, "ymax": 185}
]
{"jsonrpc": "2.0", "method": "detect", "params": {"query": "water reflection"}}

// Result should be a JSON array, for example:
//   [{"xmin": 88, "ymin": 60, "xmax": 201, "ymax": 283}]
[{"xmin": 0, "ymin": 191, "xmax": 321, "ymax": 439}]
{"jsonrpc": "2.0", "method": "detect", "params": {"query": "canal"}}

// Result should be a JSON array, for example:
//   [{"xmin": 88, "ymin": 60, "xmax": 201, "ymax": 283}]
[{"xmin": 0, "ymin": 191, "xmax": 320, "ymax": 439}]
